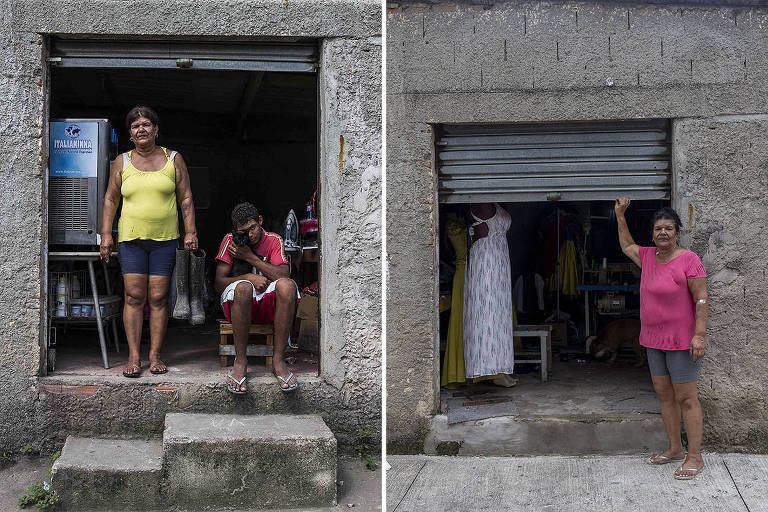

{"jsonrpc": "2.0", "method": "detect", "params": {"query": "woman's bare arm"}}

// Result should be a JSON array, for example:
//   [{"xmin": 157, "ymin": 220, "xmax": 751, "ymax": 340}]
[
  {"xmin": 173, "ymin": 153, "xmax": 198, "ymax": 250},
  {"xmin": 614, "ymin": 197, "xmax": 641, "ymax": 267},
  {"xmin": 99, "ymin": 157, "xmax": 123, "ymax": 262},
  {"xmin": 688, "ymin": 277, "xmax": 708, "ymax": 361}
]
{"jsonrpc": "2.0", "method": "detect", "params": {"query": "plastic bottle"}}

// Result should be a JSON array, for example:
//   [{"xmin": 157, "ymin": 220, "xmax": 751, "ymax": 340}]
[{"xmin": 56, "ymin": 276, "xmax": 68, "ymax": 317}]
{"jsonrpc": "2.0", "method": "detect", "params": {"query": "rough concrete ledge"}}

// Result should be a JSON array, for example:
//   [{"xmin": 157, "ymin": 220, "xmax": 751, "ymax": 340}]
[
  {"xmin": 424, "ymin": 413, "xmax": 668, "ymax": 456},
  {"xmin": 10, "ymin": 0, "xmax": 382, "ymax": 38},
  {"xmin": 51, "ymin": 437, "xmax": 163, "ymax": 511},
  {"xmin": 164, "ymin": 412, "xmax": 337, "ymax": 443},
  {"xmin": 35, "ymin": 374, "xmax": 377, "ymax": 455},
  {"xmin": 163, "ymin": 413, "xmax": 337, "ymax": 510}
]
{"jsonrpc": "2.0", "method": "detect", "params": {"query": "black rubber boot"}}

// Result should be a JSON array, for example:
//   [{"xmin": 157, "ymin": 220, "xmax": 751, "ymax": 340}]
[
  {"xmin": 172, "ymin": 249, "xmax": 191, "ymax": 320},
  {"xmin": 189, "ymin": 249, "xmax": 207, "ymax": 326}
]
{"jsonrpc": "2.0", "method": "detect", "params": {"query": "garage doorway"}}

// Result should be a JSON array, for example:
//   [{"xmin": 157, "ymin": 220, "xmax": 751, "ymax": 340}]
[
  {"xmin": 434, "ymin": 120, "xmax": 672, "ymax": 444},
  {"xmin": 45, "ymin": 38, "xmax": 321, "ymax": 380}
]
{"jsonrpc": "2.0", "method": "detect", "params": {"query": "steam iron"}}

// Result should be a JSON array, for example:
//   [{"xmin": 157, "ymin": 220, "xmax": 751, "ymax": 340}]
[{"xmin": 284, "ymin": 209, "xmax": 301, "ymax": 251}]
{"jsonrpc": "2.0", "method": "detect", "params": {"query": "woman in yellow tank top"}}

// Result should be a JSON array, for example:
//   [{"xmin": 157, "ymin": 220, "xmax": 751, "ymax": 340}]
[{"xmin": 99, "ymin": 106, "xmax": 198, "ymax": 378}]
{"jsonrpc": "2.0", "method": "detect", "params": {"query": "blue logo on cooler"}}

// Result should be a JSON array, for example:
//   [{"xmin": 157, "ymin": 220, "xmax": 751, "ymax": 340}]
[{"xmin": 65, "ymin": 124, "xmax": 81, "ymax": 138}]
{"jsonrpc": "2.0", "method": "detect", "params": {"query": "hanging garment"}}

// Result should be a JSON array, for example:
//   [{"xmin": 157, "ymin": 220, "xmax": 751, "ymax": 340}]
[
  {"xmin": 513, "ymin": 273, "xmax": 545, "ymax": 313},
  {"xmin": 441, "ymin": 219, "xmax": 468, "ymax": 389},
  {"xmin": 560, "ymin": 239, "xmax": 579, "ymax": 296},
  {"xmin": 464, "ymin": 203, "xmax": 515, "ymax": 378},
  {"xmin": 548, "ymin": 225, "xmax": 580, "ymax": 296}
]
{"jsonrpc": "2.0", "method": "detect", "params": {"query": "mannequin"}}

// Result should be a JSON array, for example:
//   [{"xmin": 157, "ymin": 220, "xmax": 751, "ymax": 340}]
[{"xmin": 464, "ymin": 203, "xmax": 517, "ymax": 386}]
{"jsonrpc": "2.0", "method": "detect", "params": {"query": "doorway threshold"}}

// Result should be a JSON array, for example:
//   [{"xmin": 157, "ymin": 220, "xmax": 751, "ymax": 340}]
[
  {"xmin": 429, "ymin": 361, "xmax": 666, "ymax": 456},
  {"xmin": 45, "ymin": 319, "xmax": 318, "ymax": 380}
]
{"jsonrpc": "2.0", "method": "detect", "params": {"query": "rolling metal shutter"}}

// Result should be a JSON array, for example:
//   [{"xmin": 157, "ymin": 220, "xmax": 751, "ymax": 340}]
[
  {"xmin": 437, "ymin": 120, "xmax": 671, "ymax": 203},
  {"xmin": 49, "ymin": 39, "xmax": 317, "ymax": 73}
]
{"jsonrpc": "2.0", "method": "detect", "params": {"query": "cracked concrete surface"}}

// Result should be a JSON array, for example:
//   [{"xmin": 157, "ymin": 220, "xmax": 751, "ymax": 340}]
[{"xmin": 387, "ymin": 454, "xmax": 768, "ymax": 512}]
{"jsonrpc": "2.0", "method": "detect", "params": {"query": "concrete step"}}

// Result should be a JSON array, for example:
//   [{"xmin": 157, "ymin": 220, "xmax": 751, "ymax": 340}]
[
  {"xmin": 163, "ymin": 413, "xmax": 337, "ymax": 510},
  {"xmin": 424, "ymin": 413, "xmax": 667, "ymax": 456},
  {"xmin": 51, "ymin": 437, "xmax": 163, "ymax": 511},
  {"xmin": 36, "ymin": 374, "xmax": 358, "ymax": 453}
]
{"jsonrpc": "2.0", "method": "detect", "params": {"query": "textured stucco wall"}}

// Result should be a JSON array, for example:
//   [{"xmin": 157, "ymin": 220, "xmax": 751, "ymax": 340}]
[
  {"xmin": 0, "ymin": 0, "xmax": 48, "ymax": 453},
  {"xmin": 0, "ymin": 0, "xmax": 381, "ymax": 452},
  {"xmin": 319, "ymin": 34, "xmax": 383, "ymax": 435},
  {"xmin": 673, "ymin": 116, "xmax": 768, "ymax": 451},
  {"xmin": 386, "ymin": 1, "xmax": 768, "ymax": 450}
]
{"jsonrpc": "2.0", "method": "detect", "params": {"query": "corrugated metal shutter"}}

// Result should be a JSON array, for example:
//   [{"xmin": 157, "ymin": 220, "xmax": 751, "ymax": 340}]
[
  {"xmin": 49, "ymin": 39, "xmax": 317, "ymax": 73},
  {"xmin": 437, "ymin": 120, "xmax": 671, "ymax": 203}
]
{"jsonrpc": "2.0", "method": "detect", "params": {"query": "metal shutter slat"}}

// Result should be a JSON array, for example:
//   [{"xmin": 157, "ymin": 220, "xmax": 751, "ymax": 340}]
[
  {"xmin": 50, "ymin": 39, "xmax": 318, "ymax": 73},
  {"xmin": 437, "ymin": 120, "xmax": 671, "ymax": 203}
]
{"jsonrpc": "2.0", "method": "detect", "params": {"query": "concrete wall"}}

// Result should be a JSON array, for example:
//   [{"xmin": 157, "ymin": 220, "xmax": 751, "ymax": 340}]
[
  {"xmin": 319, "ymin": 34, "xmax": 383, "ymax": 430},
  {"xmin": 0, "ymin": 0, "xmax": 48, "ymax": 454},
  {"xmin": 0, "ymin": 0, "xmax": 381, "ymax": 452},
  {"xmin": 673, "ymin": 116, "xmax": 768, "ymax": 451},
  {"xmin": 387, "ymin": 1, "xmax": 768, "ymax": 451}
]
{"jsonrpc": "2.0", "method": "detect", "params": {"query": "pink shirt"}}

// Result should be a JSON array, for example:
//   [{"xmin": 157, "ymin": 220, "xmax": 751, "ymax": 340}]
[
  {"xmin": 639, "ymin": 247, "xmax": 706, "ymax": 350},
  {"xmin": 215, "ymin": 229, "xmax": 289, "ymax": 267}
]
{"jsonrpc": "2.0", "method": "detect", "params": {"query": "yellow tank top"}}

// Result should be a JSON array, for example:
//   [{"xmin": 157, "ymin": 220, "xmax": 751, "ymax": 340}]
[{"xmin": 117, "ymin": 147, "xmax": 180, "ymax": 242}]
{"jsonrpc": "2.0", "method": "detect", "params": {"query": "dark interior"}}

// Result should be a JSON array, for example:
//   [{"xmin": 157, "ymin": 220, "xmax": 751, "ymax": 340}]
[
  {"xmin": 47, "ymin": 66, "xmax": 320, "ymax": 376},
  {"xmin": 439, "ymin": 199, "xmax": 667, "ymax": 381},
  {"xmin": 50, "ymin": 66, "xmax": 318, "ymax": 243}
]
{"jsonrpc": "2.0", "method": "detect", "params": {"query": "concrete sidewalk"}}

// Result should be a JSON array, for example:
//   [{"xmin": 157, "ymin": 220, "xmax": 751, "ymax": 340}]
[{"xmin": 387, "ymin": 454, "xmax": 768, "ymax": 512}]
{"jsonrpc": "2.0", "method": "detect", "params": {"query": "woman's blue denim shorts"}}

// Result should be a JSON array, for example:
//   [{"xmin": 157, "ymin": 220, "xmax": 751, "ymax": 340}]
[{"xmin": 118, "ymin": 239, "xmax": 177, "ymax": 276}]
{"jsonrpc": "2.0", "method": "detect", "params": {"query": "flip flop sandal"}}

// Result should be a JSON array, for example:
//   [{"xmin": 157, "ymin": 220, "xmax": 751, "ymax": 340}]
[
  {"xmin": 226, "ymin": 371, "xmax": 247, "ymax": 395},
  {"xmin": 674, "ymin": 466, "xmax": 704, "ymax": 480},
  {"xmin": 647, "ymin": 453, "xmax": 686, "ymax": 465},
  {"xmin": 275, "ymin": 372, "xmax": 298, "ymax": 392},
  {"xmin": 149, "ymin": 361, "xmax": 168, "ymax": 375},
  {"xmin": 122, "ymin": 363, "xmax": 141, "ymax": 378}
]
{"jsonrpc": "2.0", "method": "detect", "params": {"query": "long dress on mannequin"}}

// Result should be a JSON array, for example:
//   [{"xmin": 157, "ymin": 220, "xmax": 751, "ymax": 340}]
[
  {"xmin": 464, "ymin": 203, "xmax": 515, "ymax": 378},
  {"xmin": 441, "ymin": 219, "xmax": 468, "ymax": 389}
]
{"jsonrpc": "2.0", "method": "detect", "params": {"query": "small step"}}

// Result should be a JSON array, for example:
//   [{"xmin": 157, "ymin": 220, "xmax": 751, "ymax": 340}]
[
  {"xmin": 51, "ymin": 437, "xmax": 163, "ymax": 511},
  {"xmin": 163, "ymin": 413, "xmax": 337, "ymax": 509}
]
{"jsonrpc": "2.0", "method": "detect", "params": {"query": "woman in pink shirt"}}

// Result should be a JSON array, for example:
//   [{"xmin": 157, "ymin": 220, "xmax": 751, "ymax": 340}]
[{"xmin": 615, "ymin": 198, "xmax": 708, "ymax": 480}]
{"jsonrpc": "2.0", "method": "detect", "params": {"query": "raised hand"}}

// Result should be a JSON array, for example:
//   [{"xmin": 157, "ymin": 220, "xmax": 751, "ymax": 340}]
[{"xmin": 615, "ymin": 197, "xmax": 631, "ymax": 216}]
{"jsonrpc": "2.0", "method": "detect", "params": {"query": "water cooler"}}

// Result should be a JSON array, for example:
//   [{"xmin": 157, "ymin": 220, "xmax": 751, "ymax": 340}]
[{"xmin": 49, "ymin": 118, "xmax": 117, "ymax": 245}]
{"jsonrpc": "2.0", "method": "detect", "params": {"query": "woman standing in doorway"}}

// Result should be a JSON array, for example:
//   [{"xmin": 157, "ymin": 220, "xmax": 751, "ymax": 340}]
[
  {"xmin": 100, "ymin": 106, "xmax": 198, "ymax": 378},
  {"xmin": 463, "ymin": 202, "xmax": 516, "ymax": 386},
  {"xmin": 615, "ymin": 198, "xmax": 708, "ymax": 480}
]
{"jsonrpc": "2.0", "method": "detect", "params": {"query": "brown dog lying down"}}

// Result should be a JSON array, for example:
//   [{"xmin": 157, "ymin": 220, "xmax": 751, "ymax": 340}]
[{"xmin": 586, "ymin": 318, "xmax": 646, "ymax": 367}]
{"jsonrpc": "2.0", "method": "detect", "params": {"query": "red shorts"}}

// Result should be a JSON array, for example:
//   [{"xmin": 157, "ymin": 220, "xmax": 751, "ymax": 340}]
[{"xmin": 222, "ymin": 290, "xmax": 300, "ymax": 324}]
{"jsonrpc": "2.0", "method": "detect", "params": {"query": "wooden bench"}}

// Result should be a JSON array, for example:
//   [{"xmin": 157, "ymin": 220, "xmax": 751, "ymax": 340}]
[
  {"xmin": 217, "ymin": 319, "xmax": 274, "ymax": 370},
  {"xmin": 514, "ymin": 324, "xmax": 553, "ymax": 383}
]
